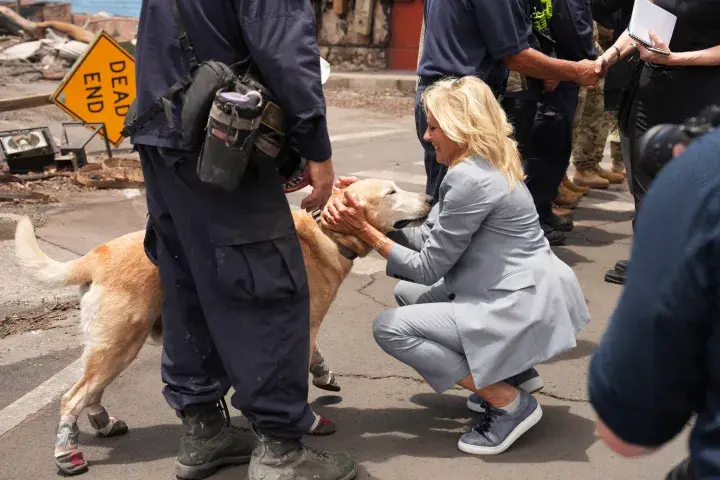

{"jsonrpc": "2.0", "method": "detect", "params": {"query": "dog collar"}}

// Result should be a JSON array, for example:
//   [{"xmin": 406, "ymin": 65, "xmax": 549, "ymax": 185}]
[{"xmin": 311, "ymin": 209, "xmax": 359, "ymax": 261}]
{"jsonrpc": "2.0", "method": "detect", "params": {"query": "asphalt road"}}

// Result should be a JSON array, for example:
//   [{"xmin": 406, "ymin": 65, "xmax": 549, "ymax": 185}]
[{"xmin": 0, "ymin": 105, "xmax": 690, "ymax": 480}]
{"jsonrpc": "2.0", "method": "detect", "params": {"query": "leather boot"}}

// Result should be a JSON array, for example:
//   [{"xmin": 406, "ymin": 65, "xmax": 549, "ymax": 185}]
[
  {"xmin": 175, "ymin": 399, "xmax": 256, "ymax": 480},
  {"xmin": 552, "ymin": 204, "xmax": 573, "ymax": 221},
  {"xmin": 554, "ymin": 185, "xmax": 583, "ymax": 208},
  {"xmin": 562, "ymin": 174, "xmax": 590, "ymax": 194},
  {"xmin": 573, "ymin": 167, "xmax": 610, "ymax": 189},
  {"xmin": 611, "ymin": 158, "xmax": 625, "ymax": 175},
  {"xmin": 593, "ymin": 164, "xmax": 625, "ymax": 184},
  {"xmin": 248, "ymin": 427, "xmax": 357, "ymax": 480}
]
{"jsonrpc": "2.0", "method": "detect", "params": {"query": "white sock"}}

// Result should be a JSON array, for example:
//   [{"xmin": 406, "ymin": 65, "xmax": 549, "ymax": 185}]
[{"xmin": 498, "ymin": 392, "xmax": 522, "ymax": 414}]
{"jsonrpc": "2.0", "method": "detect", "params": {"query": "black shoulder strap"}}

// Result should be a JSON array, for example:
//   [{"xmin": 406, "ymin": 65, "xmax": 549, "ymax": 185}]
[
  {"xmin": 121, "ymin": 0, "xmax": 200, "ymax": 138},
  {"xmin": 170, "ymin": 0, "xmax": 199, "ymax": 72}
]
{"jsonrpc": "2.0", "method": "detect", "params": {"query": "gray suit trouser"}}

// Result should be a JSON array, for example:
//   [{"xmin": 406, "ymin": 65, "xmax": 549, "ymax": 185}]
[{"xmin": 373, "ymin": 281, "xmax": 471, "ymax": 393}]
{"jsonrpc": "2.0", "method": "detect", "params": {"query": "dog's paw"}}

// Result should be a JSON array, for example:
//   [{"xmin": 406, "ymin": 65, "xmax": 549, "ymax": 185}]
[
  {"xmin": 312, "ymin": 371, "xmax": 341, "ymax": 392},
  {"xmin": 307, "ymin": 414, "xmax": 336, "ymax": 436},
  {"xmin": 55, "ymin": 450, "xmax": 88, "ymax": 476}
]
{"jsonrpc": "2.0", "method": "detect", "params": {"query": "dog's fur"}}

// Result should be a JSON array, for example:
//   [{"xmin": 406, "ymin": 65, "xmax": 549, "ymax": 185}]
[{"xmin": 14, "ymin": 178, "xmax": 431, "ymax": 472}]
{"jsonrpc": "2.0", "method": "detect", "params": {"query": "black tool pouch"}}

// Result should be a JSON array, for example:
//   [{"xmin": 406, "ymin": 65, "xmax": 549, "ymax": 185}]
[{"xmin": 181, "ymin": 61, "xmax": 238, "ymax": 150}]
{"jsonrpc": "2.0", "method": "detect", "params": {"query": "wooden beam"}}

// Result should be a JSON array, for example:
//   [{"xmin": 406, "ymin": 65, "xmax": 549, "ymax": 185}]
[
  {"xmin": 0, "ymin": 93, "xmax": 53, "ymax": 112},
  {"xmin": 333, "ymin": 0, "xmax": 349, "ymax": 15}
]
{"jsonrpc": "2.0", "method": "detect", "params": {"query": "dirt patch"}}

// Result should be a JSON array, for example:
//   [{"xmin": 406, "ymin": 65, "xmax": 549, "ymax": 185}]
[
  {"xmin": 0, "ymin": 298, "xmax": 79, "ymax": 338},
  {"xmin": 325, "ymin": 87, "xmax": 414, "ymax": 117}
]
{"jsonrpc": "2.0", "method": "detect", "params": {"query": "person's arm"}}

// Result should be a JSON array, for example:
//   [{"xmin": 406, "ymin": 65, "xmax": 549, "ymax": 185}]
[
  {"xmin": 594, "ymin": 29, "xmax": 635, "ymax": 74},
  {"xmin": 503, "ymin": 48, "xmax": 598, "ymax": 85},
  {"xmin": 637, "ymin": 31, "xmax": 720, "ymax": 67},
  {"xmin": 588, "ymin": 132, "xmax": 720, "ymax": 455},
  {"xmin": 472, "ymin": 0, "xmax": 598, "ymax": 86},
  {"xmin": 235, "ymin": 0, "xmax": 333, "ymax": 209},
  {"xmin": 376, "ymin": 173, "xmax": 495, "ymax": 286}
]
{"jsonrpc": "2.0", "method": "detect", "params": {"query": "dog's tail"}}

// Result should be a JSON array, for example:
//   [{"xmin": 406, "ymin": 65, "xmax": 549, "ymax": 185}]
[{"xmin": 14, "ymin": 216, "xmax": 94, "ymax": 288}]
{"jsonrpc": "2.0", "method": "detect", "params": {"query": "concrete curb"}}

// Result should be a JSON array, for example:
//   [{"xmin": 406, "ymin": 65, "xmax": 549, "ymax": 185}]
[
  {"xmin": 0, "ymin": 213, "xmax": 21, "ymax": 241},
  {"xmin": 325, "ymin": 72, "xmax": 418, "ymax": 93}
]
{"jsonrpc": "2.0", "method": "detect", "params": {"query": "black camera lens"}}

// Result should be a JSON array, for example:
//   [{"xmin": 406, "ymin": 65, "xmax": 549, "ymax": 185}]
[{"xmin": 636, "ymin": 123, "xmax": 691, "ymax": 180}]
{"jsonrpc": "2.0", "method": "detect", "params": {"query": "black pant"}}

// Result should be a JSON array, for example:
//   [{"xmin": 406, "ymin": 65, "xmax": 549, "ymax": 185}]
[
  {"xmin": 139, "ymin": 145, "xmax": 314, "ymax": 439},
  {"xmin": 520, "ymin": 83, "xmax": 580, "ymax": 221},
  {"xmin": 627, "ymin": 64, "xmax": 720, "ymax": 216}
]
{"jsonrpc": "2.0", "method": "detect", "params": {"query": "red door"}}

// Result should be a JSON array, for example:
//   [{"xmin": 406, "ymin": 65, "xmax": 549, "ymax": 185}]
[{"xmin": 388, "ymin": 0, "xmax": 424, "ymax": 71}]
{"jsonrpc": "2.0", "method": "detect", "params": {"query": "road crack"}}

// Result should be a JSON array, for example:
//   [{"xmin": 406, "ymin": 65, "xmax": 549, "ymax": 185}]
[{"xmin": 356, "ymin": 273, "xmax": 394, "ymax": 309}]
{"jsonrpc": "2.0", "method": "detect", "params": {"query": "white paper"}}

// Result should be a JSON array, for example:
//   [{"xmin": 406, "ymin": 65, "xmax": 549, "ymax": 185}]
[
  {"xmin": 629, "ymin": 0, "xmax": 677, "ymax": 47},
  {"xmin": 320, "ymin": 57, "xmax": 331, "ymax": 84}
]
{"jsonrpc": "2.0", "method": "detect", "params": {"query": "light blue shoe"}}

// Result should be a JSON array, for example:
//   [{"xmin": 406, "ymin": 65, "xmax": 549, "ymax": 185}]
[
  {"xmin": 467, "ymin": 368, "xmax": 544, "ymax": 413},
  {"xmin": 458, "ymin": 390, "xmax": 543, "ymax": 455}
]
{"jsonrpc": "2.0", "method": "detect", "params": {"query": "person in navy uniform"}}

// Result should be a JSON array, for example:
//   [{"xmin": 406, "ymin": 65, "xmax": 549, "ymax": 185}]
[
  {"xmin": 522, "ymin": 0, "xmax": 597, "ymax": 244},
  {"xmin": 417, "ymin": 0, "xmax": 599, "ymax": 244},
  {"xmin": 128, "ymin": 1, "xmax": 356, "ymax": 479}
]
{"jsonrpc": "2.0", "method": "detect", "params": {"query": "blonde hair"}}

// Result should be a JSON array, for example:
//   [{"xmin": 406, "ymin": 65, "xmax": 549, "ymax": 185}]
[{"xmin": 422, "ymin": 76, "xmax": 525, "ymax": 189}]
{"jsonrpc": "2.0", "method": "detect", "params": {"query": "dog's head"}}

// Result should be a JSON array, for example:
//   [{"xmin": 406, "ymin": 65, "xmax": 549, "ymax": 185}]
[{"xmin": 338, "ymin": 179, "xmax": 433, "ymax": 233}]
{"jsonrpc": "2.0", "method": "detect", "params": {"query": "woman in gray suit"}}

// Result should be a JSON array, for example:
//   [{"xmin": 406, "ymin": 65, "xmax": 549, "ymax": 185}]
[{"xmin": 321, "ymin": 76, "xmax": 590, "ymax": 455}]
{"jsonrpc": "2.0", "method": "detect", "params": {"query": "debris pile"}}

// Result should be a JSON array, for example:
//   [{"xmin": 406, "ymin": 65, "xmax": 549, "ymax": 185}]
[
  {"xmin": 0, "ymin": 155, "xmax": 144, "ymax": 205},
  {"xmin": 0, "ymin": 6, "xmax": 128, "ymax": 81}
]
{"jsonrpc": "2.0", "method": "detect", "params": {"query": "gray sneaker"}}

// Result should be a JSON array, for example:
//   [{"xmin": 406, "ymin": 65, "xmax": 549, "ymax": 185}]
[
  {"xmin": 458, "ymin": 390, "xmax": 543, "ymax": 455},
  {"xmin": 467, "ymin": 367, "xmax": 544, "ymax": 413}
]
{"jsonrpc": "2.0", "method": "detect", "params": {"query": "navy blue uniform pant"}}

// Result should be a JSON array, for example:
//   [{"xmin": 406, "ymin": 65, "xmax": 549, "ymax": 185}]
[
  {"xmin": 138, "ymin": 145, "xmax": 315, "ymax": 439},
  {"xmin": 415, "ymin": 82, "xmax": 446, "ymax": 203},
  {"xmin": 521, "ymin": 83, "xmax": 580, "ymax": 221}
]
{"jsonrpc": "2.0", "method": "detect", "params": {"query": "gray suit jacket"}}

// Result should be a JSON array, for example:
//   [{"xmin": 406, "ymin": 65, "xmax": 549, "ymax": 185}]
[{"xmin": 387, "ymin": 156, "xmax": 590, "ymax": 389}]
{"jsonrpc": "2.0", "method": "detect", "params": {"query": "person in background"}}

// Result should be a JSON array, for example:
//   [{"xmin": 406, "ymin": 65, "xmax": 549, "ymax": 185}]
[
  {"xmin": 323, "ymin": 76, "xmax": 590, "ymax": 457},
  {"xmin": 516, "ymin": 0, "xmax": 598, "ymax": 244},
  {"xmin": 416, "ymin": 0, "xmax": 601, "ymax": 215},
  {"xmin": 595, "ymin": 0, "xmax": 720, "ymax": 285},
  {"xmin": 566, "ymin": 22, "xmax": 625, "ymax": 195},
  {"xmin": 589, "ymin": 127, "xmax": 720, "ymax": 480}
]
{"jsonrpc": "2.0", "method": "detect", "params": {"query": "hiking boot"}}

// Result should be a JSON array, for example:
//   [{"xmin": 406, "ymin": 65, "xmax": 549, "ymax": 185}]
[
  {"xmin": 458, "ymin": 391, "xmax": 543, "ymax": 455},
  {"xmin": 541, "ymin": 211, "xmax": 574, "ymax": 232},
  {"xmin": 467, "ymin": 368, "xmax": 544, "ymax": 413},
  {"xmin": 593, "ymin": 165, "xmax": 625, "ymax": 184},
  {"xmin": 562, "ymin": 174, "xmax": 590, "ymax": 194},
  {"xmin": 611, "ymin": 158, "xmax": 625, "ymax": 175},
  {"xmin": 541, "ymin": 223, "xmax": 566, "ymax": 246},
  {"xmin": 573, "ymin": 168, "xmax": 610, "ymax": 189},
  {"xmin": 554, "ymin": 185, "xmax": 582, "ymax": 208},
  {"xmin": 248, "ymin": 428, "xmax": 357, "ymax": 480},
  {"xmin": 551, "ymin": 204, "xmax": 573, "ymax": 220},
  {"xmin": 175, "ymin": 399, "xmax": 256, "ymax": 480}
]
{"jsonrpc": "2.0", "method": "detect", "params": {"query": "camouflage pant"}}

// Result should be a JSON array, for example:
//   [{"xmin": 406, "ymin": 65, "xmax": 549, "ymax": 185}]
[{"xmin": 571, "ymin": 22, "xmax": 614, "ymax": 170}]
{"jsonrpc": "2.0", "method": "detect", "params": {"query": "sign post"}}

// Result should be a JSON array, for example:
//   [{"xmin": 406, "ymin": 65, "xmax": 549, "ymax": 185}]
[{"xmin": 51, "ymin": 31, "xmax": 136, "ymax": 147}]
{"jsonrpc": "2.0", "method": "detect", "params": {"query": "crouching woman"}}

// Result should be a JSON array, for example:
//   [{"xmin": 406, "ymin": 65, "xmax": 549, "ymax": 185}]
[{"xmin": 322, "ymin": 76, "xmax": 590, "ymax": 455}]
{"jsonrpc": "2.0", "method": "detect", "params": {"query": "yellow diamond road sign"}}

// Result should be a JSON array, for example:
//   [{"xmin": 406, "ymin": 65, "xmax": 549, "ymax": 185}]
[{"xmin": 51, "ymin": 31, "xmax": 136, "ymax": 147}]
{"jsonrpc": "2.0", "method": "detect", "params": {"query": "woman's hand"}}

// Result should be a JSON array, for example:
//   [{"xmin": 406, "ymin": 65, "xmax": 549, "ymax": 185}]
[
  {"xmin": 595, "ymin": 47, "xmax": 619, "ymax": 76},
  {"xmin": 635, "ymin": 31, "xmax": 674, "ymax": 65},
  {"xmin": 321, "ymin": 191, "xmax": 368, "ymax": 235}
]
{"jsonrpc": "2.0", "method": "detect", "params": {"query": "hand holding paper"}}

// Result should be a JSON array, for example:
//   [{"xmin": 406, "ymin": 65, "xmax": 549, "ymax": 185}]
[{"xmin": 635, "ymin": 30, "xmax": 675, "ymax": 64}]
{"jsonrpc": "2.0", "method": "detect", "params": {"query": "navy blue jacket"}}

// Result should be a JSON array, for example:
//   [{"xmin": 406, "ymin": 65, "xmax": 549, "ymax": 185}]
[
  {"xmin": 589, "ymin": 128, "xmax": 720, "ymax": 478},
  {"xmin": 132, "ymin": 0, "xmax": 331, "ymax": 162}
]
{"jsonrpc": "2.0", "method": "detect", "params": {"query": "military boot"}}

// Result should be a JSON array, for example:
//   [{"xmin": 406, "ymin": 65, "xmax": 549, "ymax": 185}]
[
  {"xmin": 562, "ymin": 173, "xmax": 590, "ymax": 194},
  {"xmin": 573, "ymin": 167, "xmax": 610, "ymax": 189},
  {"xmin": 175, "ymin": 399, "xmax": 256, "ymax": 480},
  {"xmin": 554, "ymin": 185, "xmax": 583, "ymax": 208},
  {"xmin": 593, "ymin": 164, "xmax": 625, "ymax": 184},
  {"xmin": 248, "ymin": 427, "xmax": 357, "ymax": 480}
]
